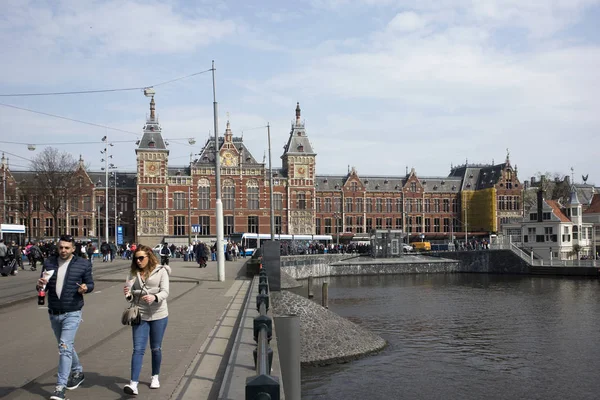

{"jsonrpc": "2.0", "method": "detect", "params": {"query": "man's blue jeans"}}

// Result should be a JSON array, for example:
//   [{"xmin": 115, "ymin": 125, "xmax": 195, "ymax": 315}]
[
  {"xmin": 131, "ymin": 317, "xmax": 168, "ymax": 381},
  {"xmin": 49, "ymin": 310, "xmax": 83, "ymax": 387}
]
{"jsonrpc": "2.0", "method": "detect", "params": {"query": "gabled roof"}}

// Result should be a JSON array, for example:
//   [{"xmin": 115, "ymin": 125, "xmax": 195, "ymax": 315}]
[
  {"xmin": 420, "ymin": 177, "xmax": 462, "ymax": 193},
  {"xmin": 584, "ymin": 193, "xmax": 600, "ymax": 214},
  {"xmin": 574, "ymin": 184, "xmax": 595, "ymax": 205},
  {"xmin": 546, "ymin": 200, "xmax": 571, "ymax": 223},
  {"xmin": 449, "ymin": 161, "xmax": 517, "ymax": 191},
  {"xmin": 194, "ymin": 137, "xmax": 260, "ymax": 166}
]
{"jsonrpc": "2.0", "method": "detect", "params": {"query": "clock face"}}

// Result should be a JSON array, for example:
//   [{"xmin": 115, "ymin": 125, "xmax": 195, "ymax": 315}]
[
  {"xmin": 296, "ymin": 165, "xmax": 307, "ymax": 178},
  {"xmin": 222, "ymin": 151, "xmax": 237, "ymax": 167},
  {"xmin": 145, "ymin": 161, "xmax": 159, "ymax": 176}
]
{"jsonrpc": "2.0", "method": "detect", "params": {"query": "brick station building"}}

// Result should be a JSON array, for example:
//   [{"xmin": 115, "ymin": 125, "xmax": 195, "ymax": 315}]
[{"xmin": 0, "ymin": 98, "xmax": 525, "ymax": 246}]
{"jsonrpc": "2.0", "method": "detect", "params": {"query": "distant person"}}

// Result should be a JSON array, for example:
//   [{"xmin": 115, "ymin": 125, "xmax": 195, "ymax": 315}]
[
  {"xmin": 36, "ymin": 235, "xmax": 94, "ymax": 400},
  {"xmin": 29, "ymin": 242, "xmax": 44, "ymax": 271},
  {"xmin": 123, "ymin": 244, "xmax": 170, "ymax": 395},
  {"xmin": 0, "ymin": 239, "xmax": 6, "ymax": 272},
  {"xmin": 159, "ymin": 243, "xmax": 171, "ymax": 266},
  {"xmin": 194, "ymin": 242, "xmax": 207, "ymax": 268}
]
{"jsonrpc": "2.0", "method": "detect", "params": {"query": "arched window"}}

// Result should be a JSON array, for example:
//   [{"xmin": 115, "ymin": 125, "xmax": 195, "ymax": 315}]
[
  {"xmin": 198, "ymin": 178, "xmax": 211, "ymax": 210},
  {"xmin": 223, "ymin": 179, "xmax": 235, "ymax": 210},
  {"xmin": 247, "ymin": 180, "xmax": 259, "ymax": 210}
]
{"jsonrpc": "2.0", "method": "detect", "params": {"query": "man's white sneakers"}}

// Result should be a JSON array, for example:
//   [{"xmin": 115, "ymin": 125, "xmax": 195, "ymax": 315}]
[
  {"xmin": 124, "ymin": 381, "xmax": 139, "ymax": 395},
  {"xmin": 150, "ymin": 375, "xmax": 160, "ymax": 389}
]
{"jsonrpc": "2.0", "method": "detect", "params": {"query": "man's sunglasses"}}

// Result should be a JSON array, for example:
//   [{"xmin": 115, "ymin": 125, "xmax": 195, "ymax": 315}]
[{"xmin": 135, "ymin": 256, "xmax": 147, "ymax": 262}]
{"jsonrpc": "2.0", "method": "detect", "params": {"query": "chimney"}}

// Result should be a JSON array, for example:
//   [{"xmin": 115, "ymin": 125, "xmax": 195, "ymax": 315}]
[
  {"xmin": 537, "ymin": 175, "xmax": 546, "ymax": 222},
  {"xmin": 530, "ymin": 176, "xmax": 536, "ymax": 185}
]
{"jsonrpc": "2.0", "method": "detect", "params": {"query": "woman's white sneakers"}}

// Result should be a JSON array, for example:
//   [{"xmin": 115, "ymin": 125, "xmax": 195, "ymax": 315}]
[
  {"xmin": 123, "ymin": 377, "xmax": 158, "ymax": 394},
  {"xmin": 124, "ymin": 381, "xmax": 139, "ymax": 395},
  {"xmin": 150, "ymin": 375, "xmax": 160, "ymax": 389}
]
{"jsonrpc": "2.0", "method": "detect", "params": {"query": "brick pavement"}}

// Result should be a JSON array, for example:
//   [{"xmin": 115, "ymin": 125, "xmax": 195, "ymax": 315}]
[{"xmin": 2, "ymin": 257, "xmax": 250, "ymax": 400}]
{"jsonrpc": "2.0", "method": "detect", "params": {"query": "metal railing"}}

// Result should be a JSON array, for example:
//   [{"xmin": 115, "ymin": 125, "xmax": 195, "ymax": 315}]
[{"xmin": 245, "ymin": 269, "xmax": 280, "ymax": 400}]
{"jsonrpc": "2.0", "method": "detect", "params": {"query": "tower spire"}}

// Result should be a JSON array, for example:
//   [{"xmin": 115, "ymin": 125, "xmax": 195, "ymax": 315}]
[
  {"xmin": 150, "ymin": 96, "xmax": 156, "ymax": 120},
  {"xmin": 295, "ymin": 102, "xmax": 301, "ymax": 122}
]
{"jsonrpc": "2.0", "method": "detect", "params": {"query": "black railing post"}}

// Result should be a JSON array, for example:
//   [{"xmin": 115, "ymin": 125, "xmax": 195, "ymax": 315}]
[{"xmin": 246, "ymin": 265, "xmax": 280, "ymax": 400}]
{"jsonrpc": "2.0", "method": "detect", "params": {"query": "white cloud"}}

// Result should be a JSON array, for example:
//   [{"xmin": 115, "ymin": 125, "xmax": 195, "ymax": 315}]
[{"xmin": 387, "ymin": 11, "xmax": 428, "ymax": 32}]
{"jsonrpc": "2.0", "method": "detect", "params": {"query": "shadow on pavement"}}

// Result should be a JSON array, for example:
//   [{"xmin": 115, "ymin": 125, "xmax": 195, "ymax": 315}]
[{"xmin": 3, "ymin": 371, "xmax": 131, "ymax": 399}]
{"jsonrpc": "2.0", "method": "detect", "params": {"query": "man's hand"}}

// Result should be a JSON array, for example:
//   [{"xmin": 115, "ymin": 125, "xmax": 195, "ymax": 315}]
[
  {"xmin": 37, "ymin": 278, "xmax": 47, "ymax": 290},
  {"xmin": 77, "ymin": 283, "xmax": 87, "ymax": 294}
]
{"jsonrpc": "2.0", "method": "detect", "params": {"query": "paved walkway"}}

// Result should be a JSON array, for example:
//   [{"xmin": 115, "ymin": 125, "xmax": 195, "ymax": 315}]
[{"xmin": 3, "ymin": 257, "xmax": 251, "ymax": 400}]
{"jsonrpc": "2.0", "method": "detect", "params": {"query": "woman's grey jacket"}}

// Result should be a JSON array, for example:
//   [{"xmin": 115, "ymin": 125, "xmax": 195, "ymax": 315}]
[{"xmin": 125, "ymin": 266, "xmax": 169, "ymax": 321}]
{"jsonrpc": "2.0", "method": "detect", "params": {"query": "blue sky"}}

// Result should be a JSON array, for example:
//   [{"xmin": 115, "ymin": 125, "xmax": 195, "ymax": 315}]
[{"xmin": 1, "ymin": 0, "xmax": 599, "ymax": 185}]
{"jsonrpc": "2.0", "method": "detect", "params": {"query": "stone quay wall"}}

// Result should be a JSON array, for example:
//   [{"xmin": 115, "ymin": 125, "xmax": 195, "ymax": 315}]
[{"xmin": 281, "ymin": 254, "xmax": 459, "ymax": 280}]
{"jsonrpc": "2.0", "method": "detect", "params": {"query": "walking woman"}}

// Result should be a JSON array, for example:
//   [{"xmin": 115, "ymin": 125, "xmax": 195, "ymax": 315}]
[{"xmin": 123, "ymin": 244, "xmax": 170, "ymax": 395}]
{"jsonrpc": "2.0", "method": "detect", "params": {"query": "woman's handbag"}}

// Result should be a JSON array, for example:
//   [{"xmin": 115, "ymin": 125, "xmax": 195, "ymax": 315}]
[
  {"xmin": 121, "ymin": 303, "xmax": 141, "ymax": 326},
  {"xmin": 121, "ymin": 273, "xmax": 144, "ymax": 326}
]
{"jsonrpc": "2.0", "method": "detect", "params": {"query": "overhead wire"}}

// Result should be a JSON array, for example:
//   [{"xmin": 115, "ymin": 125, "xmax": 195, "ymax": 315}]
[
  {"xmin": 0, "ymin": 102, "xmax": 140, "ymax": 136},
  {"xmin": 0, "ymin": 68, "xmax": 213, "ymax": 97}
]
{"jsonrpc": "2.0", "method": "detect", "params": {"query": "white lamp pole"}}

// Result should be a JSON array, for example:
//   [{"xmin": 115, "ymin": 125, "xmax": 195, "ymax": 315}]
[{"xmin": 212, "ymin": 61, "xmax": 225, "ymax": 282}]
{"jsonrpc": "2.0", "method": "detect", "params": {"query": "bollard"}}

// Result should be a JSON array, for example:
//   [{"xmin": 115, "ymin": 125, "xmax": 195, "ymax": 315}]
[
  {"xmin": 321, "ymin": 282, "xmax": 328, "ymax": 309},
  {"xmin": 307, "ymin": 276, "xmax": 314, "ymax": 299},
  {"xmin": 274, "ymin": 314, "xmax": 301, "ymax": 400}
]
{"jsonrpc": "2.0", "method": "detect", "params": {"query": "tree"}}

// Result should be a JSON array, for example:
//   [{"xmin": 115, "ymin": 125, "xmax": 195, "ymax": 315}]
[
  {"xmin": 13, "ymin": 177, "xmax": 43, "ymax": 242},
  {"xmin": 30, "ymin": 147, "xmax": 82, "ymax": 238},
  {"xmin": 523, "ymin": 171, "xmax": 572, "ymax": 212}
]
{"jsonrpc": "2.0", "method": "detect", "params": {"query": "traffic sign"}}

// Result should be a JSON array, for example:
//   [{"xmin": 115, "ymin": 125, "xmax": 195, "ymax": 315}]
[
  {"xmin": 117, "ymin": 226, "xmax": 124, "ymax": 245},
  {"xmin": 191, "ymin": 224, "xmax": 201, "ymax": 234}
]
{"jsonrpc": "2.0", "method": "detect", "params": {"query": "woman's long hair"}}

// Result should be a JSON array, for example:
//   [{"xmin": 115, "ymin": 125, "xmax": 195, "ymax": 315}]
[{"xmin": 130, "ymin": 244, "xmax": 159, "ymax": 277}]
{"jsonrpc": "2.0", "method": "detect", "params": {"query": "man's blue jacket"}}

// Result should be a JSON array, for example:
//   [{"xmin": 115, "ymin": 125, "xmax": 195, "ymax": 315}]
[{"xmin": 41, "ymin": 255, "xmax": 94, "ymax": 312}]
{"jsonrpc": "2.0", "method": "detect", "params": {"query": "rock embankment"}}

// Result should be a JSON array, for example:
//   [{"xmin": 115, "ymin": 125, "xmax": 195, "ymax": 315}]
[{"xmin": 271, "ymin": 290, "xmax": 386, "ymax": 366}]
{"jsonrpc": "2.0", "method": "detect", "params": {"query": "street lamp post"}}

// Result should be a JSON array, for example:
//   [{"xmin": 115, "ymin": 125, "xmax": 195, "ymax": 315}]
[
  {"xmin": 100, "ymin": 137, "xmax": 114, "ymax": 245},
  {"xmin": 112, "ymin": 171, "xmax": 118, "ymax": 245},
  {"xmin": 212, "ymin": 61, "xmax": 225, "ymax": 282},
  {"xmin": 188, "ymin": 185, "xmax": 192, "ymax": 245},
  {"xmin": 267, "ymin": 123, "xmax": 275, "ymax": 240}
]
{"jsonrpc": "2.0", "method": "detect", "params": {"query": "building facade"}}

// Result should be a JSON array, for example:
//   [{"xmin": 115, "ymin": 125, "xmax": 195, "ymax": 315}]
[{"xmin": 0, "ymin": 98, "xmax": 529, "ymax": 246}]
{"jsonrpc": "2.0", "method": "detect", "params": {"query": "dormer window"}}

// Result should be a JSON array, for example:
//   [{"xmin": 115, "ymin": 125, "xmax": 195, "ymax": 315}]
[
  {"xmin": 441, "ymin": 180, "xmax": 445, "ymax": 185},
  {"xmin": 433, "ymin": 185, "xmax": 438, "ymax": 190},
  {"xmin": 364, "ymin": 179, "xmax": 369, "ymax": 184},
  {"xmin": 469, "ymin": 174, "xmax": 473, "ymax": 178},
  {"xmin": 422, "ymin": 181, "xmax": 427, "ymax": 185},
  {"xmin": 297, "ymin": 145, "xmax": 304, "ymax": 152},
  {"xmin": 375, "ymin": 184, "xmax": 380, "ymax": 189},
  {"xmin": 452, "ymin": 185, "xmax": 456, "ymax": 191},
  {"xmin": 466, "ymin": 183, "xmax": 471, "ymax": 188},
  {"xmin": 384, "ymin": 179, "xmax": 389, "ymax": 184},
  {"xmin": 323, "ymin": 178, "xmax": 328, "ymax": 183}
]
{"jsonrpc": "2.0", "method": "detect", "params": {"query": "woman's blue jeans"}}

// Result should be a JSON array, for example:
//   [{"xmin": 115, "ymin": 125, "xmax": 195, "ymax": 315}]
[{"xmin": 130, "ymin": 316, "xmax": 168, "ymax": 381}]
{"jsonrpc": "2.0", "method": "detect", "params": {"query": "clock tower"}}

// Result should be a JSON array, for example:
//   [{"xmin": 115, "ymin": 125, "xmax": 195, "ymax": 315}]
[
  {"xmin": 282, "ymin": 103, "xmax": 316, "ymax": 234},
  {"xmin": 135, "ymin": 95, "xmax": 170, "ymax": 243}
]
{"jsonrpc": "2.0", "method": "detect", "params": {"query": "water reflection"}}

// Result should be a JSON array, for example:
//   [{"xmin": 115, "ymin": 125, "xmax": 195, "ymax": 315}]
[{"xmin": 299, "ymin": 274, "xmax": 600, "ymax": 400}]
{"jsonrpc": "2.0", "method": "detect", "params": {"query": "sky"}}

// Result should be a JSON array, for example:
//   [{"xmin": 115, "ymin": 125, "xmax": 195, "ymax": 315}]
[{"xmin": 1, "ymin": 0, "xmax": 599, "ymax": 185}]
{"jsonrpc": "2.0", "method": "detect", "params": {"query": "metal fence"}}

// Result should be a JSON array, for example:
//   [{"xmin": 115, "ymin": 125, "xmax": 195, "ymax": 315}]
[{"xmin": 245, "ymin": 269, "xmax": 280, "ymax": 400}]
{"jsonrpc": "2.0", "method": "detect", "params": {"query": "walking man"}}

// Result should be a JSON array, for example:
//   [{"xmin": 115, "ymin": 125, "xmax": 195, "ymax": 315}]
[{"xmin": 36, "ymin": 235, "xmax": 94, "ymax": 400}]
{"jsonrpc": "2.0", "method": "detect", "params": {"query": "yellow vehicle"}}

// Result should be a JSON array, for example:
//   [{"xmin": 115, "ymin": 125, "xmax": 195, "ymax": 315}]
[{"xmin": 412, "ymin": 241, "xmax": 431, "ymax": 251}]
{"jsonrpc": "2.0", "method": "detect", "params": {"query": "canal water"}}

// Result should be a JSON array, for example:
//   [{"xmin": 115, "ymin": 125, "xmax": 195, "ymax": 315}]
[{"xmin": 296, "ymin": 274, "xmax": 600, "ymax": 400}]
